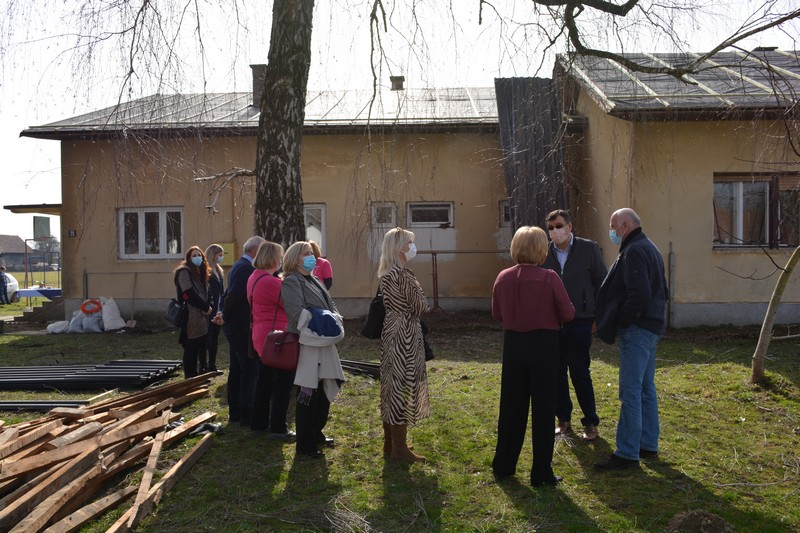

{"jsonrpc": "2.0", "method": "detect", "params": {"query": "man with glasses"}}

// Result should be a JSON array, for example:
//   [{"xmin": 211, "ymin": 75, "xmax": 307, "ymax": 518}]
[{"xmin": 543, "ymin": 209, "xmax": 607, "ymax": 441}]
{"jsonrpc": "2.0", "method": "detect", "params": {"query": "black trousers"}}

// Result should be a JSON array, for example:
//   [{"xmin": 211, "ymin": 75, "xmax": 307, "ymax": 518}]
[
  {"xmin": 182, "ymin": 335, "xmax": 208, "ymax": 378},
  {"xmin": 492, "ymin": 329, "xmax": 560, "ymax": 484},
  {"xmin": 295, "ymin": 382, "xmax": 330, "ymax": 454},
  {"xmin": 203, "ymin": 322, "xmax": 222, "ymax": 370},
  {"xmin": 251, "ymin": 363, "xmax": 295, "ymax": 433}
]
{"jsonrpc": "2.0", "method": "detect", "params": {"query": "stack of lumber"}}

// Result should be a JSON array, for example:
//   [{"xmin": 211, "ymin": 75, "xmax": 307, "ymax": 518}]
[{"xmin": 0, "ymin": 372, "xmax": 220, "ymax": 532}]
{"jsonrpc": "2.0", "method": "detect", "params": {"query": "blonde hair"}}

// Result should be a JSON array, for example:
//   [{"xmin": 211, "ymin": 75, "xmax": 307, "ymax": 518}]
[
  {"xmin": 205, "ymin": 243, "xmax": 224, "ymax": 276},
  {"xmin": 378, "ymin": 227, "xmax": 415, "ymax": 278},
  {"xmin": 283, "ymin": 241, "xmax": 310, "ymax": 275},
  {"xmin": 253, "ymin": 241, "xmax": 284, "ymax": 272},
  {"xmin": 308, "ymin": 240, "xmax": 322, "ymax": 259},
  {"xmin": 510, "ymin": 226, "xmax": 548, "ymax": 265}
]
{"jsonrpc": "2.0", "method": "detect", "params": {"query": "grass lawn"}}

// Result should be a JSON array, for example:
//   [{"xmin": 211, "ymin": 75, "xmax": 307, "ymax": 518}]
[{"xmin": 1, "ymin": 312, "xmax": 798, "ymax": 532}]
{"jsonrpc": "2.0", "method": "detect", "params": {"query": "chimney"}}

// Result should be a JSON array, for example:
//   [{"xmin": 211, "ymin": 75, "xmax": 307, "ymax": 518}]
[
  {"xmin": 390, "ymin": 75, "xmax": 405, "ymax": 91},
  {"xmin": 250, "ymin": 64, "xmax": 267, "ymax": 107}
]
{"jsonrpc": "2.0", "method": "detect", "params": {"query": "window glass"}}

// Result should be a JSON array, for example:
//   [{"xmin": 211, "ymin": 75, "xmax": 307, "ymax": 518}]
[
  {"xmin": 741, "ymin": 182, "xmax": 767, "ymax": 245},
  {"xmin": 118, "ymin": 208, "xmax": 182, "ymax": 259},
  {"xmin": 779, "ymin": 189, "xmax": 800, "ymax": 247},
  {"xmin": 123, "ymin": 212, "xmax": 139, "ymax": 255},
  {"xmin": 166, "ymin": 211, "xmax": 182, "ymax": 255},
  {"xmin": 144, "ymin": 211, "xmax": 160, "ymax": 254},
  {"xmin": 304, "ymin": 204, "xmax": 326, "ymax": 254},
  {"xmin": 372, "ymin": 202, "xmax": 396, "ymax": 227},
  {"xmin": 408, "ymin": 202, "xmax": 453, "ymax": 227}
]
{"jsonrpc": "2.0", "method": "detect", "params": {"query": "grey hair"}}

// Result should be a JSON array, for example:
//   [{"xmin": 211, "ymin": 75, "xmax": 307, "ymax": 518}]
[{"xmin": 243, "ymin": 235, "xmax": 266, "ymax": 255}]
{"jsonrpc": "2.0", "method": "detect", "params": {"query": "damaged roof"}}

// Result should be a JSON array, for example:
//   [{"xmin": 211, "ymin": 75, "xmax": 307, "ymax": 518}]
[
  {"xmin": 20, "ymin": 86, "xmax": 499, "ymax": 140},
  {"xmin": 557, "ymin": 49, "xmax": 800, "ymax": 121}
]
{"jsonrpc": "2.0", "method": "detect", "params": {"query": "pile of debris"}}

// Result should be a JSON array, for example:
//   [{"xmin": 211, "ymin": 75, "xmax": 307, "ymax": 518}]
[{"xmin": 0, "ymin": 372, "xmax": 221, "ymax": 532}]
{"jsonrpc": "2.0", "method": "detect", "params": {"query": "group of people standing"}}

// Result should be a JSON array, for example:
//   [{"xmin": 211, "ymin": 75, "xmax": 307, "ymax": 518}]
[{"xmin": 491, "ymin": 207, "xmax": 668, "ymax": 486}]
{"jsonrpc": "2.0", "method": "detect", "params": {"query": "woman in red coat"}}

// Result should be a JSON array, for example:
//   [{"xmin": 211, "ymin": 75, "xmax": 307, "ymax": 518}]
[{"xmin": 491, "ymin": 226, "xmax": 575, "ymax": 487}]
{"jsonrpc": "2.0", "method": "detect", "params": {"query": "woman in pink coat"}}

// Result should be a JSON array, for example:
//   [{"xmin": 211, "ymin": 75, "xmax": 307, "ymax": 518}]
[{"xmin": 247, "ymin": 241, "xmax": 294, "ymax": 440}]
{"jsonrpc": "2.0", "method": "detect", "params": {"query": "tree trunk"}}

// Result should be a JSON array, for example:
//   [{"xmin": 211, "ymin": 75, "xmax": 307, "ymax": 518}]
[
  {"xmin": 253, "ymin": 0, "xmax": 315, "ymax": 246},
  {"xmin": 751, "ymin": 245, "xmax": 800, "ymax": 383}
]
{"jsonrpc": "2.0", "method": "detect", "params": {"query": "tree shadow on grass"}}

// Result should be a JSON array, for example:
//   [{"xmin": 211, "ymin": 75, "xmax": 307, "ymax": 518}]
[{"xmin": 363, "ymin": 460, "xmax": 444, "ymax": 532}]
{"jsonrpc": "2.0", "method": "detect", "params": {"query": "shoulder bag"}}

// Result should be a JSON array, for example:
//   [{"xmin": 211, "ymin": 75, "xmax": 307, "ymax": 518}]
[
  {"xmin": 165, "ymin": 270, "xmax": 187, "ymax": 328},
  {"xmin": 261, "ymin": 294, "xmax": 299, "ymax": 371},
  {"xmin": 360, "ymin": 288, "xmax": 385, "ymax": 339}
]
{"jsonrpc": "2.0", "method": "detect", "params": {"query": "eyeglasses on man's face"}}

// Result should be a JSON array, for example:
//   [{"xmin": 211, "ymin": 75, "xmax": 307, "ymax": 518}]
[{"xmin": 547, "ymin": 223, "xmax": 565, "ymax": 231}]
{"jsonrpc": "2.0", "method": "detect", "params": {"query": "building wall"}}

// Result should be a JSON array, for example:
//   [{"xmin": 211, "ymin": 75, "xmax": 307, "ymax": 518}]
[
  {"xmin": 59, "ymin": 130, "xmax": 510, "ymax": 321},
  {"xmin": 574, "ymin": 88, "xmax": 800, "ymax": 326}
]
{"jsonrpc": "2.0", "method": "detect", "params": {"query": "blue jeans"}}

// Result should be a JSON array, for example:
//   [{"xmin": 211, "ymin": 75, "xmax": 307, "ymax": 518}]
[
  {"xmin": 224, "ymin": 325, "xmax": 259, "ymax": 423},
  {"xmin": 555, "ymin": 322, "xmax": 599, "ymax": 427},
  {"xmin": 616, "ymin": 325, "xmax": 660, "ymax": 460}
]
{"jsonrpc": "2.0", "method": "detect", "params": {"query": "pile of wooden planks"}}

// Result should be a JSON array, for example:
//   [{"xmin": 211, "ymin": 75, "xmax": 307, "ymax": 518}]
[{"xmin": 0, "ymin": 372, "xmax": 221, "ymax": 532}]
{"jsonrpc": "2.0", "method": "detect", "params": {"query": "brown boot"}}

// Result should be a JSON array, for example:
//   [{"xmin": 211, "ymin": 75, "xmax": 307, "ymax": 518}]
[
  {"xmin": 383, "ymin": 422, "xmax": 392, "ymax": 458},
  {"xmin": 390, "ymin": 424, "xmax": 426, "ymax": 463}
]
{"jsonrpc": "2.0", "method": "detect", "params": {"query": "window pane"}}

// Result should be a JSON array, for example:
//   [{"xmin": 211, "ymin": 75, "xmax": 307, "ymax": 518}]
[
  {"xmin": 713, "ymin": 183, "xmax": 734, "ymax": 244},
  {"xmin": 144, "ymin": 211, "xmax": 160, "ymax": 254},
  {"xmin": 779, "ymin": 189, "xmax": 800, "ymax": 246},
  {"xmin": 410, "ymin": 203, "xmax": 451, "ymax": 224},
  {"xmin": 374, "ymin": 205, "xmax": 394, "ymax": 225},
  {"xmin": 305, "ymin": 207, "xmax": 323, "ymax": 247},
  {"xmin": 742, "ymin": 182, "xmax": 767, "ymax": 245},
  {"xmin": 166, "ymin": 211, "xmax": 182, "ymax": 255},
  {"xmin": 124, "ymin": 213, "xmax": 139, "ymax": 254}
]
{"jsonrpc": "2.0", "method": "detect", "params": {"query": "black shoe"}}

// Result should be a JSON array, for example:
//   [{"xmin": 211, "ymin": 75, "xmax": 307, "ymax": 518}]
[
  {"xmin": 594, "ymin": 453, "xmax": 639, "ymax": 470},
  {"xmin": 208, "ymin": 365, "xmax": 218, "ymax": 372},
  {"xmin": 299, "ymin": 450, "xmax": 324, "ymax": 459},
  {"xmin": 531, "ymin": 475, "xmax": 562, "ymax": 487},
  {"xmin": 639, "ymin": 449, "xmax": 659, "ymax": 460},
  {"xmin": 270, "ymin": 431, "xmax": 297, "ymax": 442},
  {"xmin": 319, "ymin": 437, "xmax": 335, "ymax": 447}
]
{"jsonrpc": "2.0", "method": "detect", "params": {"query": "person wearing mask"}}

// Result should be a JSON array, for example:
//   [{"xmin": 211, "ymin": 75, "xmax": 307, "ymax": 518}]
[
  {"xmin": 378, "ymin": 227, "xmax": 430, "ymax": 463},
  {"xmin": 248, "ymin": 241, "xmax": 295, "ymax": 440},
  {"xmin": 309, "ymin": 240, "xmax": 333, "ymax": 290},
  {"xmin": 173, "ymin": 246, "xmax": 212, "ymax": 378},
  {"xmin": 491, "ymin": 226, "xmax": 575, "ymax": 487},
  {"xmin": 542, "ymin": 209, "xmax": 607, "ymax": 441},
  {"xmin": 222, "ymin": 236, "xmax": 266, "ymax": 425},
  {"xmin": 281, "ymin": 241, "xmax": 343, "ymax": 459},
  {"xmin": 204, "ymin": 243, "xmax": 226, "ymax": 373},
  {"xmin": 594, "ymin": 208, "xmax": 668, "ymax": 470}
]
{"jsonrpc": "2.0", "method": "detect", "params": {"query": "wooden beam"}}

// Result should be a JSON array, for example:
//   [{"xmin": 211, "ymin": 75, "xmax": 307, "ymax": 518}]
[
  {"xmin": 43, "ymin": 485, "xmax": 136, "ymax": 533},
  {"xmin": 46, "ymin": 422, "xmax": 104, "ymax": 450},
  {"xmin": 126, "ymin": 410, "xmax": 172, "ymax": 529},
  {"xmin": 0, "ymin": 420, "xmax": 63, "ymax": 459}
]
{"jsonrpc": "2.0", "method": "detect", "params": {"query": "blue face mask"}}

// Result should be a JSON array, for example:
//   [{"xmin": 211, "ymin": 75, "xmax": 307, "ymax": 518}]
[
  {"xmin": 609, "ymin": 228, "xmax": 623, "ymax": 246},
  {"xmin": 191, "ymin": 256, "xmax": 203, "ymax": 267},
  {"xmin": 302, "ymin": 256, "xmax": 317, "ymax": 272}
]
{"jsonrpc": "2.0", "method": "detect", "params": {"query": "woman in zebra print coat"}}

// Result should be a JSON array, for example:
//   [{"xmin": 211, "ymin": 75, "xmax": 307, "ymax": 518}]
[{"xmin": 378, "ymin": 227, "xmax": 430, "ymax": 463}]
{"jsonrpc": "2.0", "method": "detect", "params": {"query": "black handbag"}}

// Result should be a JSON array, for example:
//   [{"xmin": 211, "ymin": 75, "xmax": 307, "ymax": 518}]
[
  {"xmin": 360, "ymin": 289, "xmax": 385, "ymax": 339},
  {"xmin": 165, "ymin": 298, "xmax": 187, "ymax": 328}
]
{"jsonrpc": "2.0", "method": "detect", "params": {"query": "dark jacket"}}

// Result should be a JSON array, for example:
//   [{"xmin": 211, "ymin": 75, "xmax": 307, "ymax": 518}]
[
  {"xmin": 209, "ymin": 268, "xmax": 225, "ymax": 317},
  {"xmin": 222, "ymin": 256, "xmax": 255, "ymax": 332},
  {"xmin": 595, "ymin": 228, "xmax": 668, "ymax": 344},
  {"xmin": 542, "ymin": 236, "xmax": 607, "ymax": 324}
]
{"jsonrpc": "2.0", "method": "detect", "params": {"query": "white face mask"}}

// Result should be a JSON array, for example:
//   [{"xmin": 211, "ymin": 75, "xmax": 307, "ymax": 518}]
[
  {"xmin": 404, "ymin": 242, "xmax": 417, "ymax": 261},
  {"xmin": 549, "ymin": 227, "xmax": 569, "ymax": 246}
]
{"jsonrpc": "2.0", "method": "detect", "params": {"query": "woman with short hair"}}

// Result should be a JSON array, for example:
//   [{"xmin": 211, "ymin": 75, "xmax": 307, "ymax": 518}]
[
  {"xmin": 173, "ymin": 246, "xmax": 212, "ymax": 378},
  {"xmin": 378, "ymin": 227, "xmax": 430, "ymax": 463},
  {"xmin": 491, "ymin": 226, "xmax": 575, "ymax": 486}
]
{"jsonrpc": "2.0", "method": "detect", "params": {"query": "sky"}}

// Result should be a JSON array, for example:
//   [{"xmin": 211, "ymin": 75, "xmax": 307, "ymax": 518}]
[{"xmin": 0, "ymin": 0, "xmax": 797, "ymax": 241}]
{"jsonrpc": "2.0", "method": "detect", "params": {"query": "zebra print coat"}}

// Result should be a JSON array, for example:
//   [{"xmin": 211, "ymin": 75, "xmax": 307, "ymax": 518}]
[{"xmin": 379, "ymin": 265, "xmax": 430, "ymax": 425}]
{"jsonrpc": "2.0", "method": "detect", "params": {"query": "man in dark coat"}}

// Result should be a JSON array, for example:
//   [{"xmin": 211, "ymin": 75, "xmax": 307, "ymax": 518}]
[
  {"xmin": 594, "ymin": 208, "xmax": 668, "ymax": 470},
  {"xmin": 222, "ymin": 235, "xmax": 265, "ymax": 425},
  {"xmin": 543, "ymin": 209, "xmax": 607, "ymax": 441}
]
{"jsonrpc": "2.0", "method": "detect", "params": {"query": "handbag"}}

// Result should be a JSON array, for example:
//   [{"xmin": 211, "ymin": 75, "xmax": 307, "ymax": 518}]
[
  {"xmin": 164, "ymin": 298, "xmax": 187, "ymax": 328},
  {"xmin": 360, "ymin": 288, "xmax": 385, "ymax": 339},
  {"xmin": 260, "ymin": 295, "xmax": 299, "ymax": 370}
]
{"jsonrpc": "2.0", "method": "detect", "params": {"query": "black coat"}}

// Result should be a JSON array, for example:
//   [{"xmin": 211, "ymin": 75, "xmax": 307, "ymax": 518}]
[
  {"xmin": 596, "ymin": 228, "xmax": 668, "ymax": 344},
  {"xmin": 222, "ymin": 256, "xmax": 255, "ymax": 332},
  {"xmin": 542, "ymin": 236, "xmax": 607, "ymax": 323}
]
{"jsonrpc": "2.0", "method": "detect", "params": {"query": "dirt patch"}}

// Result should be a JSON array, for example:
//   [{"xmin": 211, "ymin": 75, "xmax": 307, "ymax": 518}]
[{"xmin": 666, "ymin": 510, "xmax": 735, "ymax": 533}]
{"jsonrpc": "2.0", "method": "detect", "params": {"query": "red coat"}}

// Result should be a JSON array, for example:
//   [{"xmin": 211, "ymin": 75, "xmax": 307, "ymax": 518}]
[
  {"xmin": 492, "ymin": 264, "xmax": 575, "ymax": 332},
  {"xmin": 247, "ymin": 271, "xmax": 289, "ymax": 356}
]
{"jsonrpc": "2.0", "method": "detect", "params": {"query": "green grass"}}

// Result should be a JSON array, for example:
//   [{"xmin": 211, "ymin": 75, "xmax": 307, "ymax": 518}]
[{"xmin": 1, "ymin": 313, "xmax": 799, "ymax": 532}]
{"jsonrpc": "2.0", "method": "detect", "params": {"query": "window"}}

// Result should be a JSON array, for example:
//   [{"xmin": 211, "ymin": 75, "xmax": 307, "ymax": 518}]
[
  {"xmin": 499, "ymin": 200, "xmax": 512, "ymax": 227},
  {"xmin": 304, "ymin": 204, "xmax": 326, "ymax": 254},
  {"xmin": 119, "ymin": 208, "xmax": 183, "ymax": 259},
  {"xmin": 371, "ymin": 202, "xmax": 397, "ymax": 227},
  {"xmin": 408, "ymin": 202, "xmax": 454, "ymax": 228},
  {"xmin": 713, "ymin": 174, "xmax": 800, "ymax": 247}
]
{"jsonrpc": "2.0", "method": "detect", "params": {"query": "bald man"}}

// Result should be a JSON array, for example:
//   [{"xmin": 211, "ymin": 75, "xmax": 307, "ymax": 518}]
[{"xmin": 594, "ymin": 208, "xmax": 668, "ymax": 470}]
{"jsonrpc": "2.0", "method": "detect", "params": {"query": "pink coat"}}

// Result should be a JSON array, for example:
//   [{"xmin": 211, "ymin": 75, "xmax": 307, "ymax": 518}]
[{"xmin": 247, "ymin": 271, "xmax": 289, "ymax": 356}]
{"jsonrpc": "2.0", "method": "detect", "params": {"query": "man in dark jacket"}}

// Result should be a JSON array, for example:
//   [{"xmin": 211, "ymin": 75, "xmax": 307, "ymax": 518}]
[
  {"xmin": 222, "ymin": 235, "xmax": 265, "ymax": 425},
  {"xmin": 543, "ymin": 210, "xmax": 607, "ymax": 442},
  {"xmin": 594, "ymin": 208, "xmax": 668, "ymax": 470}
]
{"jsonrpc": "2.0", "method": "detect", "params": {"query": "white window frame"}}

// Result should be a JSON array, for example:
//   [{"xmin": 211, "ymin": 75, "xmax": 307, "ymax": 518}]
[
  {"xmin": 407, "ymin": 202, "xmax": 454, "ymax": 228},
  {"xmin": 118, "ymin": 207, "xmax": 183, "ymax": 260},
  {"xmin": 304, "ymin": 203, "xmax": 327, "ymax": 255},
  {"xmin": 371, "ymin": 202, "xmax": 397, "ymax": 228}
]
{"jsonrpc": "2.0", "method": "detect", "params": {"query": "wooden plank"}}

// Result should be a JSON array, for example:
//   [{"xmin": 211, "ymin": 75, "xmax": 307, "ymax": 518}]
[
  {"xmin": 89, "ymin": 374, "xmax": 212, "ymax": 412},
  {"xmin": 0, "ymin": 420, "xmax": 63, "ymax": 459},
  {"xmin": 48, "ymin": 407, "xmax": 93, "ymax": 419},
  {"xmin": 0, "ymin": 428, "xmax": 19, "ymax": 447},
  {"xmin": 126, "ymin": 410, "xmax": 172, "ymax": 529},
  {"xmin": 0, "ymin": 442, "xmax": 101, "ymax": 531},
  {"xmin": 4, "ymin": 426, "xmax": 70, "ymax": 461},
  {"xmin": 46, "ymin": 422, "xmax": 104, "ymax": 450},
  {"xmin": 85, "ymin": 389, "xmax": 119, "ymax": 404},
  {"xmin": 107, "ymin": 433, "xmax": 214, "ymax": 533},
  {"xmin": 0, "ymin": 463, "xmax": 62, "ymax": 512},
  {"xmin": 43, "ymin": 485, "xmax": 136, "ymax": 533},
  {"xmin": 9, "ymin": 463, "xmax": 102, "ymax": 533},
  {"xmin": 173, "ymin": 388, "xmax": 209, "ymax": 408}
]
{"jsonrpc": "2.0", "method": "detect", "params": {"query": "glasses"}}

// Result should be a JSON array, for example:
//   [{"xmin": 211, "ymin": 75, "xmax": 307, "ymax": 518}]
[{"xmin": 547, "ymin": 223, "xmax": 565, "ymax": 231}]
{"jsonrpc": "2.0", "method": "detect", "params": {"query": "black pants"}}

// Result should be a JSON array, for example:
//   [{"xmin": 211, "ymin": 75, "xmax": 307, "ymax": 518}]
[
  {"xmin": 555, "ymin": 322, "xmax": 600, "ymax": 427},
  {"xmin": 182, "ymin": 335, "xmax": 208, "ymax": 378},
  {"xmin": 492, "ymin": 329, "xmax": 560, "ymax": 484},
  {"xmin": 203, "ymin": 322, "xmax": 221, "ymax": 370},
  {"xmin": 251, "ymin": 363, "xmax": 295, "ymax": 433},
  {"xmin": 295, "ymin": 383, "xmax": 330, "ymax": 454}
]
